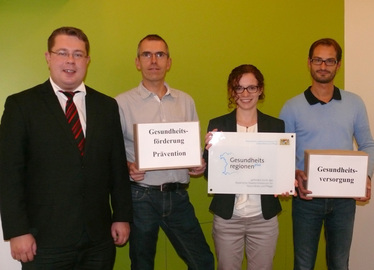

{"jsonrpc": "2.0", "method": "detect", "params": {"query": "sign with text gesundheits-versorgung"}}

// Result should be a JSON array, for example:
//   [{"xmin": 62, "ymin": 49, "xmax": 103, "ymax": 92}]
[{"xmin": 305, "ymin": 149, "xmax": 368, "ymax": 198}]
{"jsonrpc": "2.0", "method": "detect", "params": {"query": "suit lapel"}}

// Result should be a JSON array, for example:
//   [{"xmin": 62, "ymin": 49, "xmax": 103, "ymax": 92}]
[
  {"xmin": 227, "ymin": 109, "xmax": 272, "ymax": 132},
  {"xmin": 226, "ymin": 110, "xmax": 237, "ymax": 132},
  {"xmin": 257, "ymin": 110, "xmax": 272, "ymax": 132},
  {"xmin": 39, "ymin": 80, "xmax": 83, "ymax": 157},
  {"xmin": 84, "ymin": 87, "xmax": 97, "ymax": 154}
]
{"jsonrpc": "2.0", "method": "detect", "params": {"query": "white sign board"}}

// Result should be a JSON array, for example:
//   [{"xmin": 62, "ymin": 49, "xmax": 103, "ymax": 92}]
[
  {"xmin": 208, "ymin": 132, "xmax": 295, "ymax": 195},
  {"xmin": 305, "ymin": 150, "xmax": 368, "ymax": 198},
  {"xmin": 134, "ymin": 121, "xmax": 201, "ymax": 170}
]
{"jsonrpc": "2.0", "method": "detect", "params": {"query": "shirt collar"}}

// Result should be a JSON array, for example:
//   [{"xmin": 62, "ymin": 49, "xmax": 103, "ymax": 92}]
[
  {"xmin": 138, "ymin": 82, "xmax": 176, "ymax": 99},
  {"xmin": 304, "ymin": 86, "xmax": 341, "ymax": 105},
  {"xmin": 49, "ymin": 77, "xmax": 87, "ymax": 95}
]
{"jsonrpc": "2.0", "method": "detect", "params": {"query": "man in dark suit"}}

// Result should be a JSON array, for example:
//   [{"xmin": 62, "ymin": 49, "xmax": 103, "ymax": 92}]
[{"xmin": 0, "ymin": 26, "xmax": 132, "ymax": 269}]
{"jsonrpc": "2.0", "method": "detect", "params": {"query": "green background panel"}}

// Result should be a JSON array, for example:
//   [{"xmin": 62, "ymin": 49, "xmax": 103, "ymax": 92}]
[{"xmin": 0, "ymin": 1, "xmax": 344, "ymax": 269}]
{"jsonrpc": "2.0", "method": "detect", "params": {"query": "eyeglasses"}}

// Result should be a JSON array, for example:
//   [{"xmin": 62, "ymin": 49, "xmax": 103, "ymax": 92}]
[
  {"xmin": 50, "ymin": 50, "xmax": 87, "ymax": 60},
  {"xmin": 233, "ymin": 85, "xmax": 259, "ymax": 94},
  {"xmin": 139, "ymin": 51, "xmax": 169, "ymax": 59},
  {"xmin": 310, "ymin": 58, "xmax": 338, "ymax": 66}
]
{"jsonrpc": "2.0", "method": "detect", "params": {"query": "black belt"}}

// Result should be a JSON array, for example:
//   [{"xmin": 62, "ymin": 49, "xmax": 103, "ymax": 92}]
[{"xmin": 131, "ymin": 181, "xmax": 189, "ymax": 192}]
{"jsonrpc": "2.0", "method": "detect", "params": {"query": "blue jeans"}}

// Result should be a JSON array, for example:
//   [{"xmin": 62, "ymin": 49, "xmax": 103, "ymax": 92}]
[
  {"xmin": 292, "ymin": 197, "xmax": 356, "ymax": 270},
  {"xmin": 129, "ymin": 184, "xmax": 214, "ymax": 270}
]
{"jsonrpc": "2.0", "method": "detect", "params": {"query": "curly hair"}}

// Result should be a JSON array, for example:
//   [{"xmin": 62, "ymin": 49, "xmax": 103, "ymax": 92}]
[{"xmin": 227, "ymin": 64, "xmax": 265, "ymax": 109}]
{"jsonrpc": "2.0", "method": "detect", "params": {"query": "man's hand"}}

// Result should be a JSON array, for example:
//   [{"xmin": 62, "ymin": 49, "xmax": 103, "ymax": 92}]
[
  {"xmin": 10, "ymin": 234, "xmax": 37, "ymax": 262},
  {"xmin": 127, "ymin": 161, "xmax": 145, "ymax": 181},
  {"xmin": 189, "ymin": 158, "xmax": 206, "ymax": 177},
  {"xmin": 111, "ymin": 222, "xmax": 130, "ymax": 246},
  {"xmin": 295, "ymin": 170, "xmax": 313, "ymax": 200},
  {"xmin": 355, "ymin": 176, "xmax": 371, "ymax": 202}
]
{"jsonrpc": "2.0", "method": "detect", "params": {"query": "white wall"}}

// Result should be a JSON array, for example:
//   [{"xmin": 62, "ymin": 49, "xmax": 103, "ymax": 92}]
[
  {"xmin": 0, "ymin": 219, "xmax": 21, "ymax": 269},
  {"xmin": 345, "ymin": 1, "xmax": 374, "ymax": 269}
]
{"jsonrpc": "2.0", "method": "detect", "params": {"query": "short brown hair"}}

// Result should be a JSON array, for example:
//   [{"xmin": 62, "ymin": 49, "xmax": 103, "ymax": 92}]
[
  {"xmin": 137, "ymin": 34, "xmax": 169, "ymax": 57},
  {"xmin": 308, "ymin": 38, "xmax": 342, "ymax": 62},
  {"xmin": 48, "ymin": 26, "xmax": 90, "ymax": 55},
  {"xmin": 227, "ymin": 64, "xmax": 265, "ymax": 109}
]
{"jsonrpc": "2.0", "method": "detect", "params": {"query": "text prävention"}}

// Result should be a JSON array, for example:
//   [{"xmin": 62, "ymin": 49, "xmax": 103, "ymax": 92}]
[{"xmin": 134, "ymin": 121, "xmax": 201, "ymax": 170}]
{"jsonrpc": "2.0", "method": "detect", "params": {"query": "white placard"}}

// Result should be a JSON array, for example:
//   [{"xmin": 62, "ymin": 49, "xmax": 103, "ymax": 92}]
[
  {"xmin": 134, "ymin": 121, "xmax": 201, "ymax": 170},
  {"xmin": 208, "ymin": 132, "xmax": 295, "ymax": 194},
  {"xmin": 305, "ymin": 150, "xmax": 368, "ymax": 198}
]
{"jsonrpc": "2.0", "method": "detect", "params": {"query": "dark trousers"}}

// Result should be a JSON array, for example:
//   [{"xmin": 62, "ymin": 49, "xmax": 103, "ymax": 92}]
[{"xmin": 22, "ymin": 231, "xmax": 116, "ymax": 270}]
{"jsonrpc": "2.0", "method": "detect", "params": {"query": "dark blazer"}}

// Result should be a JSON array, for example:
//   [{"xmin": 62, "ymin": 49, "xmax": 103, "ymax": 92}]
[
  {"xmin": 0, "ymin": 80, "xmax": 132, "ymax": 247},
  {"xmin": 203, "ymin": 109, "xmax": 284, "ymax": 220}
]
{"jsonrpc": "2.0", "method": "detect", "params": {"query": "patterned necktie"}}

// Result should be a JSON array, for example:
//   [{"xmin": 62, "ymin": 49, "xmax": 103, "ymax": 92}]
[{"xmin": 61, "ymin": 91, "xmax": 85, "ymax": 156}]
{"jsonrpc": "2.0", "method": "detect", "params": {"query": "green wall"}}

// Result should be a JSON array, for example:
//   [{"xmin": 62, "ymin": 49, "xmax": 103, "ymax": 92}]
[{"xmin": 0, "ymin": 1, "xmax": 344, "ymax": 269}]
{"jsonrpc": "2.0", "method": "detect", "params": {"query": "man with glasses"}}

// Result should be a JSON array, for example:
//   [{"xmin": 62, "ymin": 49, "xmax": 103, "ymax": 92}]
[
  {"xmin": 0, "ymin": 26, "xmax": 132, "ymax": 269},
  {"xmin": 280, "ymin": 38, "xmax": 374, "ymax": 269},
  {"xmin": 116, "ymin": 34, "xmax": 214, "ymax": 270}
]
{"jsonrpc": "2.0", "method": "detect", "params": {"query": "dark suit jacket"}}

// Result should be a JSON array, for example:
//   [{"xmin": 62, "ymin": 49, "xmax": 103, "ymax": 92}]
[
  {"xmin": 203, "ymin": 109, "xmax": 284, "ymax": 220},
  {"xmin": 0, "ymin": 80, "xmax": 132, "ymax": 248}
]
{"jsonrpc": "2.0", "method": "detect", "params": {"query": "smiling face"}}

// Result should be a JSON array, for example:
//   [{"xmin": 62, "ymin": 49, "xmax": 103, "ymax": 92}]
[
  {"xmin": 233, "ymin": 72, "xmax": 263, "ymax": 112},
  {"xmin": 45, "ymin": 34, "xmax": 90, "ymax": 91}
]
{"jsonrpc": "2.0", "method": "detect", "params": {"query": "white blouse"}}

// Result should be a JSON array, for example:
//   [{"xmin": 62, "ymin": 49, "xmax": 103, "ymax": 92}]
[{"xmin": 233, "ymin": 123, "xmax": 262, "ymax": 218}]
